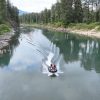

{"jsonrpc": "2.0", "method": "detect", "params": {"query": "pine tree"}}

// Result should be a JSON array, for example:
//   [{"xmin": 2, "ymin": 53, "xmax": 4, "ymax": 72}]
[
  {"xmin": 6, "ymin": 0, "xmax": 19, "ymax": 28},
  {"xmin": 96, "ymin": 9, "xmax": 100, "ymax": 21},
  {"xmin": 61, "ymin": 0, "xmax": 73, "ymax": 25},
  {"xmin": 55, "ymin": 2, "xmax": 62, "ymax": 22},
  {"xmin": 51, "ymin": 5, "xmax": 56, "ymax": 23},
  {"xmin": 74, "ymin": 0, "xmax": 83, "ymax": 23},
  {"xmin": 43, "ymin": 9, "xmax": 48, "ymax": 23},
  {"xmin": 0, "ymin": 0, "xmax": 6, "ymax": 24}
]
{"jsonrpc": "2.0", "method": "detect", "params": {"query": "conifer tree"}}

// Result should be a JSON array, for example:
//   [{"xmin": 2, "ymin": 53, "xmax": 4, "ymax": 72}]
[
  {"xmin": 0, "ymin": 0, "xmax": 6, "ymax": 24},
  {"xmin": 74, "ymin": 0, "xmax": 83, "ymax": 23},
  {"xmin": 61, "ymin": 0, "xmax": 73, "ymax": 25}
]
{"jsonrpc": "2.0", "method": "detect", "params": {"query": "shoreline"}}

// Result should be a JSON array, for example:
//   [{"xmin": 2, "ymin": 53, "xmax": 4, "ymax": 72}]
[
  {"xmin": 0, "ymin": 31, "xmax": 14, "ymax": 54},
  {"xmin": 23, "ymin": 24, "xmax": 100, "ymax": 39}
]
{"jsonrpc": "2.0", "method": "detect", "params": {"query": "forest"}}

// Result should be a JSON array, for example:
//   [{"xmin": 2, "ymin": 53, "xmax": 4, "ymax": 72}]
[
  {"xmin": 20, "ymin": 0, "xmax": 100, "ymax": 27},
  {"xmin": 0, "ymin": 0, "xmax": 19, "ymax": 34}
]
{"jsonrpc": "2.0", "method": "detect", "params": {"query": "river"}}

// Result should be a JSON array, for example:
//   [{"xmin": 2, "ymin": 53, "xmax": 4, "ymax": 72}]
[{"xmin": 0, "ymin": 27, "xmax": 100, "ymax": 100}]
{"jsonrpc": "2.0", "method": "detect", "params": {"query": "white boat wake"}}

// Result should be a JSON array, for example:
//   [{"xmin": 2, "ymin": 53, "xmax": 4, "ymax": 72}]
[
  {"xmin": 24, "ymin": 30, "xmax": 64, "ymax": 76},
  {"xmin": 42, "ymin": 43, "xmax": 64, "ymax": 77}
]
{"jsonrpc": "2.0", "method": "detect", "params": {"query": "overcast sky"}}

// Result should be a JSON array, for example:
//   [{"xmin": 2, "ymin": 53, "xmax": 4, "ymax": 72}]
[{"xmin": 10, "ymin": 0, "xmax": 57, "ymax": 13}]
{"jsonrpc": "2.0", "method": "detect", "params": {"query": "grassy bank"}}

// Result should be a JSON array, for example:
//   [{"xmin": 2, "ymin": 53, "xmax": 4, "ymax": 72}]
[
  {"xmin": 0, "ymin": 24, "xmax": 11, "ymax": 35},
  {"xmin": 67, "ymin": 23, "xmax": 100, "ymax": 31},
  {"xmin": 22, "ymin": 22, "xmax": 100, "ymax": 31},
  {"xmin": 22, "ymin": 22, "xmax": 100, "ymax": 39},
  {"xmin": 0, "ymin": 24, "xmax": 13, "ymax": 50}
]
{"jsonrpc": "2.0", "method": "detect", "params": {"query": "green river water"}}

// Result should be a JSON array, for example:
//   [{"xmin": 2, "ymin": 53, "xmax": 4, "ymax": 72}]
[{"xmin": 0, "ymin": 27, "xmax": 100, "ymax": 100}]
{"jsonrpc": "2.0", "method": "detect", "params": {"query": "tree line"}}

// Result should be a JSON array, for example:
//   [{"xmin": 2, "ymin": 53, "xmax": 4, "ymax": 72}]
[
  {"xmin": 0, "ymin": 0, "xmax": 19, "ymax": 28},
  {"xmin": 20, "ymin": 0, "xmax": 100, "ymax": 26}
]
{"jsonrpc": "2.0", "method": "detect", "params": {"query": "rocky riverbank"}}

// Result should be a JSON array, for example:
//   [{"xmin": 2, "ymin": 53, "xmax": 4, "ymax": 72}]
[{"xmin": 0, "ymin": 32, "xmax": 14, "ymax": 54}]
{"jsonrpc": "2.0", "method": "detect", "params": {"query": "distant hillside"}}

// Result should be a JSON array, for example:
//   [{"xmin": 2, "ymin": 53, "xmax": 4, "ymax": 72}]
[{"xmin": 19, "ymin": 10, "xmax": 29, "ymax": 15}]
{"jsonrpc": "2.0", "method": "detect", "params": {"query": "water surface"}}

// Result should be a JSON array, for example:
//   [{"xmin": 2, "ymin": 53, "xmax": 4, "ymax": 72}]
[{"xmin": 0, "ymin": 28, "xmax": 100, "ymax": 100}]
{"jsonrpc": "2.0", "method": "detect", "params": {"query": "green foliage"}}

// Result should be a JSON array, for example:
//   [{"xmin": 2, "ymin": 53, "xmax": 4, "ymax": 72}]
[
  {"xmin": 0, "ymin": 0, "xmax": 19, "ymax": 32},
  {"xmin": 53, "ymin": 22, "xmax": 64, "ymax": 27},
  {"xmin": 93, "ymin": 22, "xmax": 100, "ymax": 31},
  {"xmin": 61, "ymin": 0, "xmax": 73, "ymax": 25},
  {"xmin": 20, "ymin": 0, "xmax": 100, "ymax": 29},
  {"xmin": 0, "ymin": 24, "xmax": 10, "ymax": 35},
  {"xmin": 68, "ymin": 23, "xmax": 87, "ymax": 29},
  {"xmin": 74, "ymin": 0, "xmax": 83, "ymax": 23},
  {"xmin": 0, "ymin": 0, "xmax": 6, "ymax": 24},
  {"xmin": 6, "ymin": 0, "xmax": 19, "ymax": 28},
  {"xmin": 97, "ymin": 26, "xmax": 100, "ymax": 31},
  {"xmin": 96, "ymin": 9, "xmax": 100, "ymax": 22},
  {"xmin": 68, "ymin": 22, "xmax": 100, "ymax": 30}
]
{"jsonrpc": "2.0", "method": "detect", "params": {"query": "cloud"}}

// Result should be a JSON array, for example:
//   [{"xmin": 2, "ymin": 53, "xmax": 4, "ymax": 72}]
[{"xmin": 10, "ymin": 0, "xmax": 57, "ymax": 12}]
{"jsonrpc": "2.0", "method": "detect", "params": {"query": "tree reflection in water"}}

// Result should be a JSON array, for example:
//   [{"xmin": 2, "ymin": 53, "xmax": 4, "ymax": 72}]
[
  {"xmin": 0, "ymin": 30, "xmax": 20, "ymax": 68},
  {"xmin": 43, "ymin": 29, "xmax": 100, "ymax": 73}
]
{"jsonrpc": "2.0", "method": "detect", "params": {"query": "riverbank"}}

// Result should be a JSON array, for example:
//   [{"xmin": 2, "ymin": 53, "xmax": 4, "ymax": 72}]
[
  {"xmin": 0, "ymin": 24, "xmax": 13, "ymax": 50},
  {"xmin": 0, "ymin": 31, "xmax": 14, "ymax": 54},
  {"xmin": 23, "ymin": 23, "xmax": 100, "ymax": 39}
]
